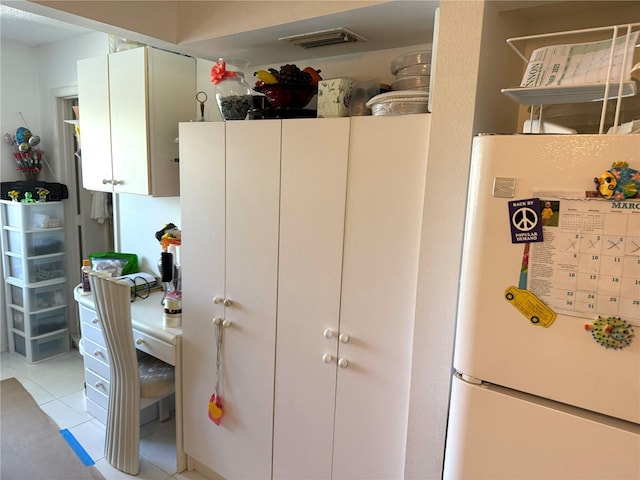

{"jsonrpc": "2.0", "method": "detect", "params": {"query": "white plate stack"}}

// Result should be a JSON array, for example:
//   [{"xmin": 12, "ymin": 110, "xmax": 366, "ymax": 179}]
[{"xmin": 390, "ymin": 50, "xmax": 432, "ymax": 93}]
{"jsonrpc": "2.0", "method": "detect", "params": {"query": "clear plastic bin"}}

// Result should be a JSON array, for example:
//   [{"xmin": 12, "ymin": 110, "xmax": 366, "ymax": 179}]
[
  {"xmin": 13, "ymin": 330, "xmax": 69, "ymax": 363},
  {"xmin": 29, "ymin": 307, "xmax": 67, "ymax": 336},
  {"xmin": 9, "ymin": 256, "xmax": 65, "ymax": 283},
  {"xmin": 2, "ymin": 202, "xmax": 64, "ymax": 229},
  {"xmin": 11, "ymin": 309, "xmax": 25, "ymax": 332},
  {"xmin": 7, "ymin": 229, "xmax": 64, "ymax": 256},
  {"xmin": 9, "ymin": 284, "xmax": 24, "ymax": 307}
]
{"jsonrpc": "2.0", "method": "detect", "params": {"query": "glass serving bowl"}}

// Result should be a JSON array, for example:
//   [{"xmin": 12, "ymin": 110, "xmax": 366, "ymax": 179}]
[{"xmin": 253, "ymin": 83, "xmax": 317, "ymax": 109}]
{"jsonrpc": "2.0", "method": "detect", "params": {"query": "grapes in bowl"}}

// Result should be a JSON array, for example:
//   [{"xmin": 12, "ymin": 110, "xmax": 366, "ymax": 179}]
[{"xmin": 253, "ymin": 64, "xmax": 321, "ymax": 109}]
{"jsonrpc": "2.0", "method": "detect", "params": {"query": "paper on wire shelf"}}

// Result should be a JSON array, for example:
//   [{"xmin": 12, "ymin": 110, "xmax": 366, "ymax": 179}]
[{"xmin": 520, "ymin": 31, "xmax": 639, "ymax": 88}]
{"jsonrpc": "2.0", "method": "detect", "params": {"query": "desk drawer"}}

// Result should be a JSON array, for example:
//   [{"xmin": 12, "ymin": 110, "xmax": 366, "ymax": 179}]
[
  {"xmin": 82, "ymin": 322, "xmax": 105, "ymax": 349},
  {"xmin": 83, "ymin": 339, "xmax": 110, "ymax": 380},
  {"xmin": 79, "ymin": 305, "xmax": 100, "ymax": 330},
  {"xmin": 85, "ymin": 368, "xmax": 110, "ymax": 397},
  {"xmin": 86, "ymin": 397, "xmax": 107, "ymax": 424},
  {"xmin": 133, "ymin": 328, "xmax": 174, "ymax": 365},
  {"xmin": 86, "ymin": 383, "xmax": 109, "ymax": 410}
]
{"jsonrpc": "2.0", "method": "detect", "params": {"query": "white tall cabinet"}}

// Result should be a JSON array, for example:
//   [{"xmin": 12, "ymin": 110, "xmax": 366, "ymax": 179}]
[
  {"xmin": 179, "ymin": 114, "xmax": 430, "ymax": 479},
  {"xmin": 179, "ymin": 120, "xmax": 282, "ymax": 480}
]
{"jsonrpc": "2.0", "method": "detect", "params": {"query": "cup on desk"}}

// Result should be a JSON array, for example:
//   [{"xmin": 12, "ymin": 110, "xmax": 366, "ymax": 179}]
[{"xmin": 164, "ymin": 294, "xmax": 182, "ymax": 328}]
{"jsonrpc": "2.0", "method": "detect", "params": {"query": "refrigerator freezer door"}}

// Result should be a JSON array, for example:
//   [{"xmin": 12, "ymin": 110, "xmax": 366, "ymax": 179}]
[
  {"xmin": 444, "ymin": 375, "xmax": 640, "ymax": 479},
  {"xmin": 455, "ymin": 135, "xmax": 640, "ymax": 423}
]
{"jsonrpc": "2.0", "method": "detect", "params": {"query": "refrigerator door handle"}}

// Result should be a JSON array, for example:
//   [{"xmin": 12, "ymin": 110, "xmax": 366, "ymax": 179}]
[{"xmin": 457, "ymin": 372, "xmax": 483, "ymax": 385}]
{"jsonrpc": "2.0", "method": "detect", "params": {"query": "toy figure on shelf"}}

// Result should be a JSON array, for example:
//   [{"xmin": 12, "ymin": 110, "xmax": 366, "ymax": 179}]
[
  {"xmin": 594, "ymin": 161, "xmax": 640, "ymax": 200},
  {"xmin": 36, "ymin": 187, "xmax": 49, "ymax": 202},
  {"xmin": 21, "ymin": 192, "xmax": 36, "ymax": 203},
  {"xmin": 7, "ymin": 190, "xmax": 20, "ymax": 201}
]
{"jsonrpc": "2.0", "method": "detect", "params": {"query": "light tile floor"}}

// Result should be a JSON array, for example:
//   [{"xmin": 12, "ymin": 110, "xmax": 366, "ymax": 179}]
[{"xmin": 0, "ymin": 349, "xmax": 206, "ymax": 480}]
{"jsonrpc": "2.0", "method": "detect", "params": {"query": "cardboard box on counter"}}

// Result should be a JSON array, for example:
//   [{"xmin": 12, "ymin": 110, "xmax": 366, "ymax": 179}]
[{"xmin": 317, "ymin": 78, "xmax": 354, "ymax": 117}]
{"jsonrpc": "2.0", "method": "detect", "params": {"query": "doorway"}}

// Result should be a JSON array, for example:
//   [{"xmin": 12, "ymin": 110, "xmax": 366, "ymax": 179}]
[{"xmin": 54, "ymin": 93, "xmax": 113, "ymax": 345}]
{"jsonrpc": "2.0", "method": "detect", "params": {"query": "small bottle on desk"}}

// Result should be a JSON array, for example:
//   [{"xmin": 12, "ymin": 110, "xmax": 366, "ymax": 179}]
[{"xmin": 81, "ymin": 259, "xmax": 92, "ymax": 294}]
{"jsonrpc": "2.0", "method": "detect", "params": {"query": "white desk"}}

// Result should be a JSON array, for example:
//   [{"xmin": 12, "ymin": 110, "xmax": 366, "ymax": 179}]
[{"xmin": 73, "ymin": 285, "xmax": 185, "ymax": 472}]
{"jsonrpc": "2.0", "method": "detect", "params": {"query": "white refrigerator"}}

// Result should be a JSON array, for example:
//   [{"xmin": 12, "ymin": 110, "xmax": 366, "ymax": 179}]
[{"xmin": 444, "ymin": 134, "xmax": 640, "ymax": 479}]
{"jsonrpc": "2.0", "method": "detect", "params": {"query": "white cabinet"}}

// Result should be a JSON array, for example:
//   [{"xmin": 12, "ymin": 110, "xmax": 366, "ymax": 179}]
[
  {"xmin": 180, "ymin": 120, "xmax": 281, "ymax": 479},
  {"xmin": 274, "ymin": 115, "xmax": 430, "ymax": 480},
  {"xmin": 1, "ymin": 200, "xmax": 69, "ymax": 363},
  {"xmin": 77, "ymin": 46, "xmax": 195, "ymax": 196},
  {"xmin": 179, "ymin": 114, "xmax": 430, "ymax": 479}
]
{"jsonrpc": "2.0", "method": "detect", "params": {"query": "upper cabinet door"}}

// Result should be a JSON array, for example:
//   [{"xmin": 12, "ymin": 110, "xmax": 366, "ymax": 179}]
[
  {"xmin": 108, "ymin": 47, "xmax": 149, "ymax": 195},
  {"xmin": 77, "ymin": 55, "xmax": 113, "ymax": 192},
  {"xmin": 78, "ymin": 47, "xmax": 193, "ymax": 196}
]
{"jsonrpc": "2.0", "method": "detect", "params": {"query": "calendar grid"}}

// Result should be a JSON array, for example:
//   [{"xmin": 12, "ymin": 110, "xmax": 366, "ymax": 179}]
[{"xmin": 528, "ymin": 198, "xmax": 640, "ymax": 326}]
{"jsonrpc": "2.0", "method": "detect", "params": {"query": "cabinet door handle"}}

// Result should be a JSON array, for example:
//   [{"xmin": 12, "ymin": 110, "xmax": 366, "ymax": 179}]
[
  {"xmin": 214, "ymin": 317, "xmax": 232, "ymax": 328},
  {"xmin": 339, "ymin": 333, "xmax": 350, "ymax": 344},
  {"xmin": 213, "ymin": 296, "xmax": 232, "ymax": 306},
  {"xmin": 338, "ymin": 358, "xmax": 349, "ymax": 369},
  {"xmin": 102, "ymin": 179, "xmax": 112, "ymax": 185},
  {"xmin": 322, "ymin": 353, "xmax": 333, "ymax": 364},
  {"xmin": 323, "ymin": 328, "xmax": 336, "ymax": 339},
  {"xmin": 112, "ymin": 180, "xmax": 123, "ymax": 185}
]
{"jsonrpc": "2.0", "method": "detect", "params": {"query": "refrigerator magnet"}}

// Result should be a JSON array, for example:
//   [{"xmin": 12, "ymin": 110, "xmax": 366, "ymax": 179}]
[
  {"xmin": 584, "ymin": 316, "xmax": 634, "ymax": 349},
  {"xmin": 594, "ymin": 161, "xmax": 640, "ymax": 201},
  {"xmin": 508, "ymin": 199, "xmax": 544, "ymax": 244},
  {"xmin": 504, "ymin": 286, "xmax": 557, "ymax": 327}
]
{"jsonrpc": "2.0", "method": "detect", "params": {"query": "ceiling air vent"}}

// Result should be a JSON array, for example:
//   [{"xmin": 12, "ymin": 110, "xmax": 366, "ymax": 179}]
[{"xmin": 280, "ymin": 28, "xmax": 366, "ymax": 49}]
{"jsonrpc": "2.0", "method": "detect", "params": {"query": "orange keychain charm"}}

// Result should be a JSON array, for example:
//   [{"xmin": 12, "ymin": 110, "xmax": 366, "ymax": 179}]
[
  {"xmin": 208, "ymin": 392, "xmax": 223, "ymax": 425},
  {"xmin": 208, "ymin": 317, "xmax": 224, "ymax": 425}
]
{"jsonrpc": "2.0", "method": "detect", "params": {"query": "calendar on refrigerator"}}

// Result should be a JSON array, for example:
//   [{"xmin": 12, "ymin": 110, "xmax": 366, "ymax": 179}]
[{"xmin": 527, "ymin": 197, "xmax": 640, "ymax": 325}]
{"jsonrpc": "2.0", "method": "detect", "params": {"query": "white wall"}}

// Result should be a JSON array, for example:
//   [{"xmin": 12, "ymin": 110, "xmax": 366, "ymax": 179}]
[{"xmin": 1, "ymin": 41, "xmax": 41, "ymax": 182}]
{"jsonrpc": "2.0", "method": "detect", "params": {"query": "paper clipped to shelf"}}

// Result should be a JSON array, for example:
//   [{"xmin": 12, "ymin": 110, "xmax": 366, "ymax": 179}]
[{"xmin": 520, "ymin": 31, "xmax": 639, "ymax": 88}]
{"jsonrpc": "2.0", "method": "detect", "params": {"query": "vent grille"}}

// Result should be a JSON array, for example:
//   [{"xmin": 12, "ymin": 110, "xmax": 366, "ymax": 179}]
[{"xmin": 280, "ymin": 28, "xmax": 366, "ymax": 49}]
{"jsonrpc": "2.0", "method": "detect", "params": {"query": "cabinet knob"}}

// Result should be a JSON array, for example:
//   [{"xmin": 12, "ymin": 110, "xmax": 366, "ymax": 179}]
[
  {"xmin": 92, "ymin": 318, "xmax": 99, "ymax": 324},
  {"xmin": 338, "ymin": 358, "xmax": 349, "ymax": 369},
  {"xmin": 322, "ymin": 353, "xmax": 333, "ymax": 364},
  {"xmin": 135, "ymin": 338, "xmax": 143, "ymax": 345},
  {"xmin": 102, "ymin": 179, "xmax": 112, "ymax": 185},
  {"xmin": 112, "ymin": 180, "xmax": 122, "ymax": 185},
  {"xmin": 94, "ymin": 381, "xmax": 103, "ymax": 388},
  {"xmin": 213, "ymin": 317, "xmax": 222, "ymax": 325},
  {"xmin": 222, "ymin": 319, "xmax": 232, "ymax": 328},
  {"xmin": 93, "ymin": 350, "xmax": 101, "ymax": 357},
  {"xmin": 323, "ymin": 328, "xmax": 336, "ymax": 339},
  {"xmin": 339, "ymin": 333, "xmax": 350, "ymax": 344},
  {"xmin": 213, "ymin": 297, "xmax": 232, "ymax": 306}
]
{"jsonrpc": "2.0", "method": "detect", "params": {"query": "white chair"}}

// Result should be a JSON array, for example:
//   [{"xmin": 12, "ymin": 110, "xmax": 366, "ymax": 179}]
[{"xmin": 88, "ymin": 271, "xmax": 175, "ymax": 475}]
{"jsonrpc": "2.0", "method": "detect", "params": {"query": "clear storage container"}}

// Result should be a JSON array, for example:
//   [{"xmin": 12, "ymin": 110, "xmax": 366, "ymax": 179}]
[{"xmin": 13, "ymin": 330, "xmax": 69, "ymax": 363}]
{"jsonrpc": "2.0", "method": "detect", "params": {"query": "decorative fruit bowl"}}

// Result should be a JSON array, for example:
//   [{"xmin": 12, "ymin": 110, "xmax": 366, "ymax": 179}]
[{"xmin": 253, "ymin": 83, "xmax": 317, "ymax": 109}]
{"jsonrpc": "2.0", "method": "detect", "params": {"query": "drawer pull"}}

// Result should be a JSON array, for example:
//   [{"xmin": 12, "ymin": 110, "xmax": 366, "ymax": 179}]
[
  {"xmin": 93, "ymin": 350, "xmax": 102, "ymax": 357},
  {"xmin": 94, "ymin": 381, "xmax": 103, "ymax": 388},
  {"xmin": 135, "ymin": 338, "xmax": 144, "ymax": 345},
  {"xmin": 92, "ymin": 318, "xmax": 99, "ymax": 324}
]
